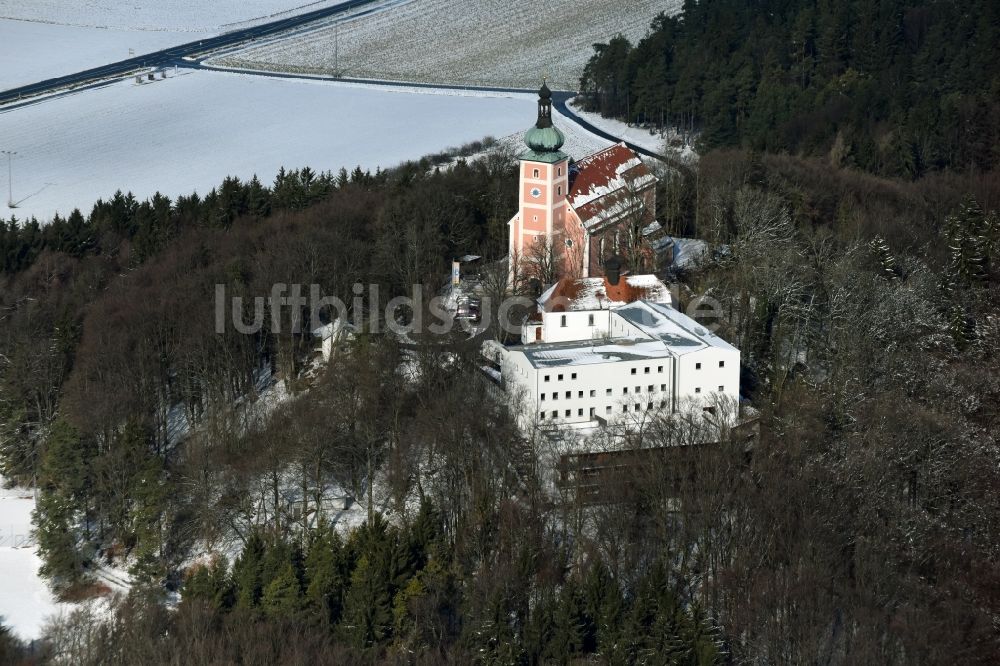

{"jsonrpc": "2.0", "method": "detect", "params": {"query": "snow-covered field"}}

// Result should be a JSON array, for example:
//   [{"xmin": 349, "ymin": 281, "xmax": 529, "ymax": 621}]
[
  {"xmin": 211, "ymin": 0, "xmax": 683, "ymax": 90},
  {"xmin": 0, "ymin": 0, "xmax": 345, "ymax": 32},
  {"xmin": 0, "ymin": 478, "xmax": 67, "ymax": 642},
  {"xmin": 0, "ymin": 0, "xmax": 355, "ymax": 91},
  {"xmin": 0, "ymin": 69, "xmax": 545, "ymax": 223},
  {"xmin": 0, "ymin": 20, "xmax": 188, "ymax": 92}
]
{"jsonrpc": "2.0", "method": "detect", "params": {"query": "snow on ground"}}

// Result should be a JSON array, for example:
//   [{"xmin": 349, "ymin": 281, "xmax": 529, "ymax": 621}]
[
  {"xmin": 0, "ymin": 0, "xmax": 346, "ymax": 32},
  {"xmin": 0, "ymin": 0, "xmax": 354, "ymax": 92},
  {"xmin": 0, "ymin": 69, "xmax": 537, "ymax": 223},
  {"xmin": 0, "ymin": 549, "xmax": 69, "ymax": 642},
  {"xmin": 0, "ymin": 20, "xmax": 188, "ymax": 92},
  {"xmin": 211, "ymin": 0, "xmax": 683, "ymax": 90},
  {"xmin": 0, "ymin": 476, "xmax": 68, "ymax": 642},
  {"xmin": 566, "ymin": 96, "xmax": 699, "ymax": 162}
]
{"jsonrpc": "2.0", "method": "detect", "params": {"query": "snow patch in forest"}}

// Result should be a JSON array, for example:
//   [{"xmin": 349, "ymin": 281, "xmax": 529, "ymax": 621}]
[{"xmin": 566, "ymin": 97, "xmax": 700, "ymax": 163}]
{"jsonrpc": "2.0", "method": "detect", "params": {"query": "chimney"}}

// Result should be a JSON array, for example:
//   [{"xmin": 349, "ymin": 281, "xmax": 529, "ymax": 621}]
[{"xmin": 604, "ymin": 255, "xmax": 622, "ymax": 286}]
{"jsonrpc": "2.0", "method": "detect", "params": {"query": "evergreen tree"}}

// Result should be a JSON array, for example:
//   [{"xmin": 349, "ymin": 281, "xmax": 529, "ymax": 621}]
[{"xmin": 231, "ymin": 531, "xmax": 267, "ymax": 609}]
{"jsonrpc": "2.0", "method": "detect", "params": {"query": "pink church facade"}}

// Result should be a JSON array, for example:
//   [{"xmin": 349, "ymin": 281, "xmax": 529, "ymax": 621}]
[{"xmin": 508, "ymin": 86, "xmax": 659, "ymax": 281}]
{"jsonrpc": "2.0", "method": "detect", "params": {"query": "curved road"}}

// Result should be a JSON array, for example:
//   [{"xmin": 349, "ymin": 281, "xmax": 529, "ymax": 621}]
[{"xmin": 2, "ymin": 0, "xmax": 685, "ymax": 171}]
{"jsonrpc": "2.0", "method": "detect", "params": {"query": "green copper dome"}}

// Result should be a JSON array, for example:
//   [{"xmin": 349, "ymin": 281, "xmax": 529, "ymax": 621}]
[
  {"xmin": 525, "ymin": 125, "xmax": 566, "ymax": 153},
  {"xmin": 522, "ymin": 82, "xmax": 568, "ymax": 163}
]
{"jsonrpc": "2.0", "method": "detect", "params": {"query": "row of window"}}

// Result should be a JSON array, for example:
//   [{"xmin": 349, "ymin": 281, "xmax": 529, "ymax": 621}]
[
  {"xmin": 541, "ymin": 361, "xmax": 728, "ymax": 385},
  {"xmin": 539, "ymin": 401, "xmax": 670, "ymax": 421},
  {"xmin": 540, "ymin": 384, "xmax": 669, "ymax": 400},
  {"xmin": 531, "ymin": 166, "xmax": 563, "ymax": 178},
  {"xmin": 558, "ymin": 314, "xmax": 597, "ymax": 327},
  {"xmin": 540, "ymin": 384, "xmax": 725, "ymax": 401},
  {"xmin": 543, "ymin": 372, "xmax": 578, "ymax": 382}
]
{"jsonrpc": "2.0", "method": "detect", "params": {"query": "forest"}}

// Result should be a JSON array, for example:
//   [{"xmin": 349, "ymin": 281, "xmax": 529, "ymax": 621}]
[
  {"xmin": 580, "ymin": 0, "xmax": 1000, "ymax": 177},
  {"xmin": 1, "ymin": 2, "xmax": 1000, "ymax": 664}
]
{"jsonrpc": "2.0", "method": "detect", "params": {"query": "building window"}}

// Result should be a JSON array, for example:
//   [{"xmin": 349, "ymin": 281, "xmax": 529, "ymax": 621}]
[
  {"xmin": 571, "ymin": 373, "xmax": 577, "ymax": 379},
  {"xmin": 565, "ymin": 409, "xmax": 571, "ymax": 417},
  {"xmin": 577, "ymin": 408, "xmax": 583, "ymax": 416},
  {"xmin": 588, "ymin": 314, "xmax": 594, "ymax": 326},
  {"xmin": 635, "ymin": 403, "xmax": 641, "ymax": 411},
  {"xmin": 623, "ymin": 405, "xmax": 628, "ymax": 413},
  {"xmin": 660, "ymin": 400, "xmax": 666, "ymax": 408},
  {"xmin": 551, "ymin": 411, "xmax": 557, "ymax": 418},
  {"xmin": 606, "ymin": 388, "xmax": 612, "ymax": 396},
  {"xmin": 589, "ymin": 407, "xmax": 595, "ymax": 417},
  {"xmin": 718, "ymin": 385, "xmax": 724, "ymax": 392},
  {"xmin": 540, "ymin": 393, "xmax": 545, "ymax": 401},
  {"xmin": 719, "ymin": 361, "xmax": 725, "ymax": 368},
  {"xmin": 630, "ymin": 368, "xmax": 637, "ymax": 375},
  {"xmin": 644, "ymin": 367, "xmax": 650, "ymax": 374},
  {"xmin": 657, "ymin": 366, "xmax": 663, "ymax": 373},
  {"xmin": 606, "ymin": 406, "xmax": 612, "ymax": 414},
  {"xmin": 696, "ymin": 362, "xmax": 702, "ymax": 370},
  {"xmin": 635, "ymin": 386, "xmax": 641, "ymax": 393},
  {"xmin": 623, "ymin": 387, "xmax": 628, "ymax": 394},
  {"xmin": 565, "ymin": 391, "xmax": 571, "ymax": 399},
  {"xmin": 589, "ymin": 390, "xmax": 596, "ymax": 397},
  {"xmin": 660, "ymin": 384, "xmax": 666, "ymax": 391},
  {"xmin": 552, "ymin": 393, "xmax": 558, "ymax": 400},
  {"xmin": 704, "ymin": 406, "xmax": 717, "ymax": 415},
  {"xmin": 533, "ymin": 215, "xmax": 538, "ymax": 222},
  {"xmin": 577, "ymin": 391, "xmax": 583, "ymax": 398},
  {"xmin": 557, "ymin": 167, "xmax": 562, "ymax": 176},
  {"xmin": 544, "ymin": 375, "xmax": 550, "ymax": 382},
  {"xmin": 695, "ymin": 387, "xmax": 701, "ymax": 394},
  {"xmin": 647, "ymin": 402, "xmax": 653, "ymax": 410},
  {"xmin": 648, "ymin": 385, "xmax": 654, "ymax": 393},
  {"xmin": 558, "ymin": 374, "xmax": 563, "ymax": 381},
  {"xmin": 560, "ymin": 315, "xmax": 567, "ymax": 327},
  {"xmin": 539, "ymin": 412, "xmax": 545, "ymax": 420},
  {"xmin": 533, "ymin": 168, "xmax": 539, "ymax": 178}
]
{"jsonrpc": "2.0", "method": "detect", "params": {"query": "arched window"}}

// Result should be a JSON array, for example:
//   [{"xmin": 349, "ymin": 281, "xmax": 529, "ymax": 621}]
[{"xmin": 532, "ymin": 168, "xmax": 540, "ymax": 178}]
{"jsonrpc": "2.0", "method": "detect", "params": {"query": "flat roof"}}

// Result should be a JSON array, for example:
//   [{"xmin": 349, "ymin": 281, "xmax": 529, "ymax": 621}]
[
  {"xmin": 513, "ymin": 337, "xmax": 674, "ymax": 369},
  {"xmin": 614, "ymin": 301, "xmax": 738, "ymax": 355}
]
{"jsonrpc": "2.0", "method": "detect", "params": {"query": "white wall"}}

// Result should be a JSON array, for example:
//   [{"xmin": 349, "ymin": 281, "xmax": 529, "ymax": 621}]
[
  {"xmin": 539, "ymin": 309, "xmax": 613, "ymax": 343},
  {"xmin": 674, "ymin": 347, "xmax": 741, "ymax": 417},
  {"xmin": 506, "ymin": 353, "xmax": 676, "ymax": 427}
]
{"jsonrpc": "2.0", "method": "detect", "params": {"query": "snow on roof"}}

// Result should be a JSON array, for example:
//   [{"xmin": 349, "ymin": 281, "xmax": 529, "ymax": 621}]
[
  {"xmin": 538, "ymin": 274, "xmax": 672, "ymax": 312},
  {"xmin": 518, "ymin": 338, "xmax": 674, "ymax": 368},
  {"xmin": 614, "ymin": 301, "xmax": 738, "ymax": 355},
  {"xmin": 568, "ymin": 142, "xmax": 657, "ymax": 227},
  {"xmin": 509, "ymin": 299, "xmax": 738, "ymax": 368}
]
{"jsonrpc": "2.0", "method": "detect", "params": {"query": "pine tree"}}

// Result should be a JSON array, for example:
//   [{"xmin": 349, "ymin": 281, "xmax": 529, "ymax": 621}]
[
  {"xmin": 340, "ymin": 553, "xmax": 393, "ymax": 647},
  {"xmin": 231, "ymin": 531, "xmax": 267, "ymax": 609},
  {"xmin": 868, "ymin": 235, "xmax": 899, "ymax": 280},
  {"xmin": 262, "ymin": 561, "xmax": 304, "ymax": 618}
]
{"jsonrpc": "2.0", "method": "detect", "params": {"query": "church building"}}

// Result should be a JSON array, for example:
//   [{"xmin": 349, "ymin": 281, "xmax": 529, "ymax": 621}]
[{"xmin": 508, "ymin": 84, "xmax": 659, "ymax": 280}]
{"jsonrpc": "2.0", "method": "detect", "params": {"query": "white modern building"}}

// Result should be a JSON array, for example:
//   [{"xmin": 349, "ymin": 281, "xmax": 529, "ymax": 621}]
[{"xmin": 489, "ymin": 272, "xmax": 740, "ymax": 430}]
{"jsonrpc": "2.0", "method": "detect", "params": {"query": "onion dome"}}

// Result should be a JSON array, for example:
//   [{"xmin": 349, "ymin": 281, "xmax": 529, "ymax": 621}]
[{"xmin": 524, "ymin": 81, "xmax": 565, "ymax": 154}]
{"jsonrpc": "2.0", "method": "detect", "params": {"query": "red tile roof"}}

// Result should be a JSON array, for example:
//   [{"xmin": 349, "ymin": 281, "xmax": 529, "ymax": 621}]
[
  {"xmin": 568, "ymin": 143, "xmax": 655, "ymax": 227},
  {"xmin": 540, "ymin": 274, "xmax": 670, "ymax": 312}
]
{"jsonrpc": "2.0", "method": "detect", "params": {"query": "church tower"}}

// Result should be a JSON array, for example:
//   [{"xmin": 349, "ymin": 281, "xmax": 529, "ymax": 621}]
[{"xmin": 509, "ymin": 83, "xmax": 571, "ymax": 271}]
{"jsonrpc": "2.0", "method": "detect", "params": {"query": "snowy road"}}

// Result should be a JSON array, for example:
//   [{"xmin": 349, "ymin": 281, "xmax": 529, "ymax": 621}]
[{"xmin": 0, "ymin": 0, "xmax": 389, "ymax": 101}]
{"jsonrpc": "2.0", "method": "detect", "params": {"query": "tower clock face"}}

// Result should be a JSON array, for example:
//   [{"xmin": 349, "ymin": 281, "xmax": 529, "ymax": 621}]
[{"xmin": 530, "ymin": 187, "xmax": 541, "ymax": 198}]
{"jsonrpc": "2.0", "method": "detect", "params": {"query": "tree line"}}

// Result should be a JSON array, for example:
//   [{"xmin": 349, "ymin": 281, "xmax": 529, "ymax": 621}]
[{"xmin": 580, "ymin": 0, "xmax": 1000, "ymax": 177}]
